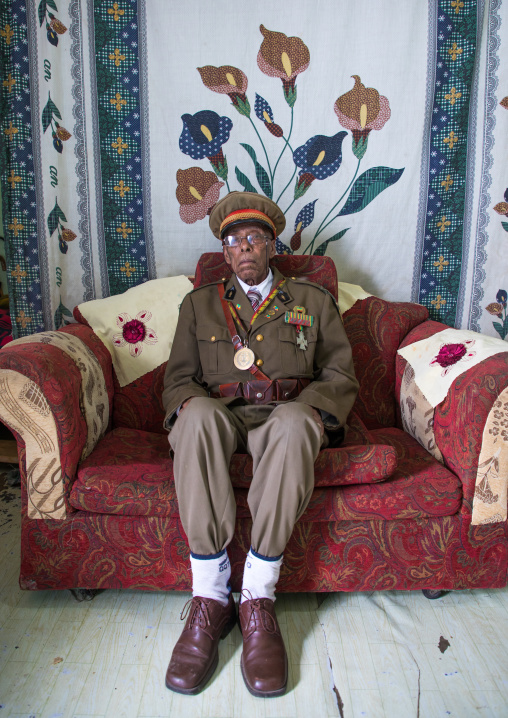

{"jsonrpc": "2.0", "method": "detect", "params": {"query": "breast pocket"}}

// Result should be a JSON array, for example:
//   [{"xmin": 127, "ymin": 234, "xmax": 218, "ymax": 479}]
[
  {"xmin": 196, "ymin": 325, "xmax": 233, "ymax": 375},
  {"xmin": 278, "ymin": 325, "xmax": 317, "ymax": 375}
]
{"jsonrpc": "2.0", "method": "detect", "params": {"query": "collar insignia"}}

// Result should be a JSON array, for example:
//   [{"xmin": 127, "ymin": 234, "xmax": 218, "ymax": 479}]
[{"xmin": 224, "ymin": 286, "xmax": 236, "ymax": 300}]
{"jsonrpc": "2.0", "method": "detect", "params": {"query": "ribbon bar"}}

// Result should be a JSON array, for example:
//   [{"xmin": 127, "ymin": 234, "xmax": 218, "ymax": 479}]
[{"xmin": 284, "ymin": 311, "xmax": 313, "ymax": 327}]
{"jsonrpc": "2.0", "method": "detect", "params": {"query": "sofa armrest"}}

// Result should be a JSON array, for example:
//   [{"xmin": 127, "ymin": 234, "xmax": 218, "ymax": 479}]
[
  {"xmin": 397, "ymin": 321, "xmax": 508, "ymax": 518},
  {"xmin": 0, "ymin": 325, "xmax": 113, "ymax": 519}
]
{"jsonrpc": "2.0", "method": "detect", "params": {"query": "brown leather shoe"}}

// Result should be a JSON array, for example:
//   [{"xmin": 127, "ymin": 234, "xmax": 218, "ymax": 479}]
[
  {"xmin": 165, "ymin": 594, "xmax": 236, "ymax": 695},
  {"xmin": 239, "ymin": 597, "xmax": 288, "ymax": 697}
]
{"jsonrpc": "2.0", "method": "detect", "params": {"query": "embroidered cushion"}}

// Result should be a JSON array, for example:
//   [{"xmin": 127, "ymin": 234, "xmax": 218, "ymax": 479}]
[
  {"xmin": 397, "ymin": 326, "xmax": 508, "ymax": 408},
  {"xmin": 74, "ymin": 276, "xmax": 193, "ymax": 387}
]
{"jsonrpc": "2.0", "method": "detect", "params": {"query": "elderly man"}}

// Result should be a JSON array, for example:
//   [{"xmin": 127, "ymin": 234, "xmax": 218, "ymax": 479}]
[{"xmin": 162, "ymin": 192, "xmax": 358, "ymax": 697}]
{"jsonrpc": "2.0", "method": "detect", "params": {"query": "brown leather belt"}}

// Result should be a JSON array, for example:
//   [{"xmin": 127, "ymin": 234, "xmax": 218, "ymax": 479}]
[{"xmin": 211, "ymin": 378, "xmax": 311, "ymax": 405}]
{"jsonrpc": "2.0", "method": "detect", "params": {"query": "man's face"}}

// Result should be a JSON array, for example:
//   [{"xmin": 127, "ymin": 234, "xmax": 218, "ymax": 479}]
[{"xmin": 222, "ymin": 221, "xmax": 276, "ymax": 286}]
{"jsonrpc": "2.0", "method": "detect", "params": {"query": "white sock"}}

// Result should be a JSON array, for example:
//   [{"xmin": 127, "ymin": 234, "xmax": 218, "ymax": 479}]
[
  {"xmin": 190, "ymin": 550, "xmax": 231, "ymax": 606},
  {"xmin": 240, "ymin": 549, "xmax": 283, "ymax": 603}
]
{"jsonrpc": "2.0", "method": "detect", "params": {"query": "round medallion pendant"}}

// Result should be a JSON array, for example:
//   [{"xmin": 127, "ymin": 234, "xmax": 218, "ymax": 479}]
[{"xmin": 234, "ymin": 347, "xmax": 255, "ymax": 370}]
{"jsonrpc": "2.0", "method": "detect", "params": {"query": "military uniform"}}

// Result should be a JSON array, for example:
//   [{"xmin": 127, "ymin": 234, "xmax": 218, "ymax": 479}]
[
  {"xmin": 163, "ymin": 191, "xmax": 359, "ymax": 699},
  {"xmin": 162, "ymin": 267, "xmax": 359, "ymax": 557}
]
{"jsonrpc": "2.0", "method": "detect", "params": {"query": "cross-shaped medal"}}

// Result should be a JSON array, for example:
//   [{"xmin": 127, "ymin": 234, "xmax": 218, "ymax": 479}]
[{"xmin": 296, "ymin": 327, "xmax": 308, "ymax": 350}]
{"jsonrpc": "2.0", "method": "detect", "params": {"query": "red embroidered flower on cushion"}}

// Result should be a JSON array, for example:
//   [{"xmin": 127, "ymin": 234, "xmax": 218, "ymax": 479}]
[
  {"xmin": 112, "ymin": 311, "xmax": 157, "ymax": 357},
  {"xmin": 431, "ymin": 340, "xmax": 476, "ymax": 376}
]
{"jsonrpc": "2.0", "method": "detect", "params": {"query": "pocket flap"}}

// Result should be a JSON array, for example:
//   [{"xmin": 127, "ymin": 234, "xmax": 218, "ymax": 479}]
[
  {"xmin": 278, "ymin": 325, "xmax": 317, "ymax": 343},
  {"xmin": 196, "ymin": 325, "xmax": 231, "ymax": 343}
]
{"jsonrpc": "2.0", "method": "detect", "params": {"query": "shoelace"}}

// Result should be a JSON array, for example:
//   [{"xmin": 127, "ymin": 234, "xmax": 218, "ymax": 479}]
[
  {"xmin": 247, "ymin": 288, "xmax": 262, "ymax": 311},
  {"xmin": 180, "ymin": 596, "xmax": 213, "ymax": 637},
  {"xmin": 240, "ymin": 589, "xmax": 278, "ymax": 637}
]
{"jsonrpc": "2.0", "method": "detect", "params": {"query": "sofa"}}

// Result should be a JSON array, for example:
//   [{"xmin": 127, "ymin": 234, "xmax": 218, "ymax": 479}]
[{"xmin": 1, "ymin": 253, "xmax": 507, "ymax": 595}]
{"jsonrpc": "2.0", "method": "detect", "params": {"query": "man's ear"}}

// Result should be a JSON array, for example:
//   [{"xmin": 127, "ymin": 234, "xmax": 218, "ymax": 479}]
[
  {"xmin": 269, "ymin": 238, "xmax": 276, "ymax": 259},
  {"xmin": 223, "ymin": 244, "xmax": 232, "ymax": 266}
]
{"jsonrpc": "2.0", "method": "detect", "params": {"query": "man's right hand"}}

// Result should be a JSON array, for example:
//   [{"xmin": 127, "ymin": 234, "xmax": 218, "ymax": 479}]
[{"xmin": 180, "ymin": 397, "xmax": 195, "ymax": 412}]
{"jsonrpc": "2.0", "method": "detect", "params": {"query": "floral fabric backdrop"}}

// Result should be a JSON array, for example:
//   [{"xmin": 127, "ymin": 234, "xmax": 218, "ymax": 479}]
[{"xmin": 0, "ymin": 0, "xmax": 507, "ymax": 342}]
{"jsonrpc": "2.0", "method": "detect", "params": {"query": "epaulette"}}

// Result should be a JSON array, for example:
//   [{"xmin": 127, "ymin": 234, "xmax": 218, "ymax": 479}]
[
  {"xmin": 285, "ymin": 275, "xmax": 342, "ymax": 316},
  {"xmin": 286, "ymin": 276, "xmax": 337, "ymax": 300}
]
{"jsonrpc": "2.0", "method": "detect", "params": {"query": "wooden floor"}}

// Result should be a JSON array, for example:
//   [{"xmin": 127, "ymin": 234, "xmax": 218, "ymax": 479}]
[{"xmin": 1, "ymin": 468, "xmax": 508, "ymax": 718}]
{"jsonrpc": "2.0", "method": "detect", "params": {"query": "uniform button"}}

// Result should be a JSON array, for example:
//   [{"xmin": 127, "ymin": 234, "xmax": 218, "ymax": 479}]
[
  {"xmin": 291, "ymin": 276, "xmax": 296, "ymax": 280},
  {"xmin": 256, "ymin": 392, "xmax": 262, "ymax": 399},
  {"xmin": 210, "ymin": 336, "xmax": 216, "ymax": 342},
  {"xmin": 256, "ymin": 334, "xmax": 264, "ymax": 342},
  {"xmin": 255, "ymin": 359, "xmax": 264, "ymax": 367},
  {"xmin": 284, "ymin": 391, "xmax": 290, "ymax": 398}
]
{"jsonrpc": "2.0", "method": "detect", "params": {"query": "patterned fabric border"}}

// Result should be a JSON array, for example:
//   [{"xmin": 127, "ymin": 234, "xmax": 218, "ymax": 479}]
[
  {"xmin": 93, "ymin": 0, "xmax": 149, "ymax": 295},
  {"xmin": 70, "ymin": 0, "xmax": 96, "ymax": 302},
  {"xmin": 472, "ymin": 385, "xmax": 508, "ymax": 525},
  {"xmin": 0, "ymin": 1, "xmax": 44, "ymax": 338},
  {"xmin": 0, "ymin": 369, "xmax": 66, "ymax": 519},
  {"xmin": 469, "ymin": 0, "xmax": 502, "ymax": 331},
  {"xmin": 416, "ymin": 0, "xmax": 478, "ymax": 326},
  {"xmin": 399, "ymin": 363, "xmax": 444, "ymax": 464},
  {"xmin": 136, "ymin": 0, "xmax": 154, "ymax": 279}
]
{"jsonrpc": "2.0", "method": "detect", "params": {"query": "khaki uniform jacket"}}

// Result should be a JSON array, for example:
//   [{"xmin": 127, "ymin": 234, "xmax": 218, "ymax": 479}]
[{"xmin": 162, "ymin": 267, "xmax": 359, "ymax": 429}]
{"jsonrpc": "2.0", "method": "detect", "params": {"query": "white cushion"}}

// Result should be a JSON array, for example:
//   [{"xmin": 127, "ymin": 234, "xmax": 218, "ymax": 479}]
[{"xmin": 77, "ymin": 276, "xmax": 193, "ymax": 387}]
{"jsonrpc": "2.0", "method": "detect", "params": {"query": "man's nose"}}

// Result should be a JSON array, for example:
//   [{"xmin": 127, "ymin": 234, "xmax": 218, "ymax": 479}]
[{"xmin": 239, "ymin": 238, "xmax": 253, "ymax": 251}]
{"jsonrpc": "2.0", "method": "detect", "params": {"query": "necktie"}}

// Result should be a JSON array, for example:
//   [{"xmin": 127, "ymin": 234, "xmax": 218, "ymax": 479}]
[{"xmin": 247, "ymin": 289, "xmax": 262, "ymax": 311}]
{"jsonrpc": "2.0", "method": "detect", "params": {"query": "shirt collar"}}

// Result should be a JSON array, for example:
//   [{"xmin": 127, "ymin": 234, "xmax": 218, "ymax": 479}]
[{"xmin": 236, "ymin": 268, "xmax": 274, "ymax": 303}]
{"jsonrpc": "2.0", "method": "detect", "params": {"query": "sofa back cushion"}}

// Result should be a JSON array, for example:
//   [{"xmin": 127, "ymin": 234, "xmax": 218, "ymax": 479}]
[
  {"xmin": 194, "ymin": 253, "xmax": 339, "ymax": 298},
  {"xmin": 112, "ymin": 363, "xmax": 168, "ymax": 434},
  {"xmin": 343, "ymin": 297, "xmax": 429, "ymax": 429}
]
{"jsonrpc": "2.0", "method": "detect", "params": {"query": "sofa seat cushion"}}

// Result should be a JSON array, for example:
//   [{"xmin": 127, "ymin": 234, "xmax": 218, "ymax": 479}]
[
  {"xmin": 70, "ymin": 426, "xmax": 459, "ymax": 521},
  {"xmin": 287, "ymin": 428, "xmax": 461, "ymax": 522},
  {"xmin": 71, "ymin": 428, "xmax": 177, "ymax": 517},
  {"xmin": 70, "ymin": 425, "xmax": 397, "ymax": 517}
]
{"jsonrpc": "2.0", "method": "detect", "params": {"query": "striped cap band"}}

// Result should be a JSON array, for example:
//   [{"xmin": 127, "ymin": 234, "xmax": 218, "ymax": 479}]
[{"xmin": 219, "ymin": 209, "xmax": 276, "ymax": 237}]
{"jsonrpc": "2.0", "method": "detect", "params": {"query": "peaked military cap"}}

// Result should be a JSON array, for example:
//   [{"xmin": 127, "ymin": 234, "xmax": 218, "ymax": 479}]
[{"xmin": 209, "ymin": 191, "xmax": 286, "ymax": 239}]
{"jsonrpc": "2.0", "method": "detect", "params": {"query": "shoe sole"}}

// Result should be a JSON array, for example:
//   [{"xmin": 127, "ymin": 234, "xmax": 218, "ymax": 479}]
[
  {"xmin": 240, "ymin": 654, "xmax": 288, "ymax": 698},
  {"xmin": 165, "ymin": 610, "xmax": 237, "ymax": 695}
]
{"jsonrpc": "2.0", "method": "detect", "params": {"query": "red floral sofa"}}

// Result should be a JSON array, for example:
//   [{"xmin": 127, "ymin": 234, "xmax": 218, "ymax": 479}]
[{"xmin": 1, "ymin": 253, "xmax": 507, "ymax": 595}]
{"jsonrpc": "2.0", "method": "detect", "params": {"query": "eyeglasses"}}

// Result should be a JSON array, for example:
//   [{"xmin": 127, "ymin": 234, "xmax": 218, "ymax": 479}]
[{"xmin": 222, "ymin": 233, "xmax": 271, "ymax": 248}]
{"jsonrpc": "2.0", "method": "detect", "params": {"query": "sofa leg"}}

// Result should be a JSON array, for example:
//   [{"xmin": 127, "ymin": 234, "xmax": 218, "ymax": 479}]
[
  {"xmin": 69, "ymin": 588, "xmax": 99, "ymax": 602},
  {"xmin": 421, "ymin": 589, "xmax": 444, "ymax": 600}
]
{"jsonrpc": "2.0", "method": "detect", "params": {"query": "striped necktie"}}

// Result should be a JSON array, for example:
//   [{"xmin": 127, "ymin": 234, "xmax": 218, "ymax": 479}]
[{"xmin": 247, "ymin": 288, "xmax": 262, "ymax": 311}]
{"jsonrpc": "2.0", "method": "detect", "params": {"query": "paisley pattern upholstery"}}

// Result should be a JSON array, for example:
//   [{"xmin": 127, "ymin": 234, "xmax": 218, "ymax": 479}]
[
  {"xmin": 70, "ymin": 420, "xmax": 406, "ymax": 517},
  {"xmin": 398, "ymin": 320, "xmax": 508, "ymax": 515},
  {"xmin": 343, "ymin": 296, "xmax": 429, "ymax": 429},
  {"xmin": 10, "ymin": 327, "xmax": 110, "ymax": 460},
  {"xmin": 18, "ymin": 502, "xmax": 507, "ymax": 593},
  {"xmin": 0, "ymin": 325, "xmax": 113, "ymax": 517},
  {"xmin": 1, "ymin": 258, "xmax": 507, "ymax": 595}
]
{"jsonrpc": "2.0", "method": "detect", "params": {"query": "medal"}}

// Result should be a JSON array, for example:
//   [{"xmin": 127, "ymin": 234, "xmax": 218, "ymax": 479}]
[
  {"xmin": 234, "ymin": 346, "xmax": 255, "ymax": 370},
  {"xmin": 296, "ymin": 327, "xmax": 308, "ymax": 351}
]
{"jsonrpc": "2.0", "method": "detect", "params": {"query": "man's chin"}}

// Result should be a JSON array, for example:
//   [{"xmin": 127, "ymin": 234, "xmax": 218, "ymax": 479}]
[{"xmin": 236, "ymin": 265, "xmax": 265, "ymax": 284}]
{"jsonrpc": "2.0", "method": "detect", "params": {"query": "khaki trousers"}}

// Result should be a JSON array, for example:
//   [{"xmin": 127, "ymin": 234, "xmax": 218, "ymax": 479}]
[{"xmin": 168, "ymin": 397, "xmax": 322, "ymax": 557}]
